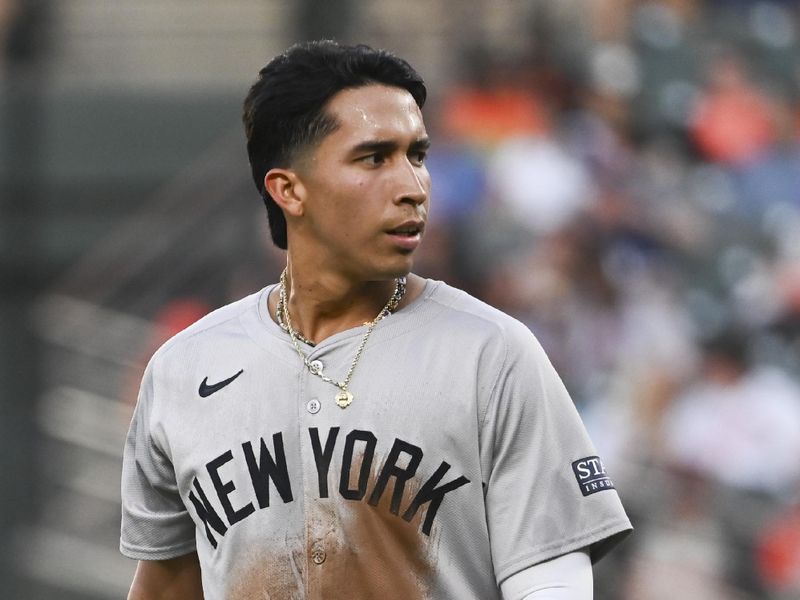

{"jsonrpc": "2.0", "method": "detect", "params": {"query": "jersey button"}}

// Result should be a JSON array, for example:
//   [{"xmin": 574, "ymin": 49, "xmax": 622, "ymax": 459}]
[
  {"xmin": 311, "ymin": 547, "xmax": 326, "ymax": 565},
  {"xmin": 309, "ymin": 360, "xmax": 324, "ymax": 375},
  {"xmin": 306, "ymin": 398, "xmax": 321, "ymax": 414}
]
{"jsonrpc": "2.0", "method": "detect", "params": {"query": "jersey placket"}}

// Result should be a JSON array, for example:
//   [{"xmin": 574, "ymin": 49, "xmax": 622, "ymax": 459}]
[{"xmin": 296, "ymin": 345, "xmax": 347, "ymax": 600}]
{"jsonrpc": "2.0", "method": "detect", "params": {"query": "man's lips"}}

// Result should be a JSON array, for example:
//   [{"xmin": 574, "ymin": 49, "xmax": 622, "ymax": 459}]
[
  {"xmin": 385, "ymin": 220, "xmax": 425, "ymax": 250},
  {"xmin": 386, "ymin": 220, "xmax": 425, "ymax": 236}
]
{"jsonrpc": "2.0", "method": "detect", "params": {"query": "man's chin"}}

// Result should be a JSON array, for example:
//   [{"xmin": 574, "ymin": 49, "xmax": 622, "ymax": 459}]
[
  {"xmin": 385, "ymin": 257, "xmax": 415, "ymax": 280},
  {"xmin": 362, "ymin": 250, "xmax": 413, "ymax": 278}
]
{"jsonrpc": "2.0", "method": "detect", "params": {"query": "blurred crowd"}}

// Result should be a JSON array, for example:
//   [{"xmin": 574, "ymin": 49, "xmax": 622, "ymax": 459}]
[{"xmin": 407, "ymin": 1, "xmax": 800, "ymax": 598}]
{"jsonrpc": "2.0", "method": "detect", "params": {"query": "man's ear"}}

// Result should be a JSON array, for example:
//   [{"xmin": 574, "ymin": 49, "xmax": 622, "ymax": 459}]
[{"xmin": 264, "ymin": 168, "xmax": 306, "ymax": 217}]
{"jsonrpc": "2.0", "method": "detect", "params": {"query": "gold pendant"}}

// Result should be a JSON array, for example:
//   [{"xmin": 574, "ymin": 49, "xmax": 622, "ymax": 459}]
[{"xmin": 335, "ymin": 390, "xmax": 353, "ymax": 409}]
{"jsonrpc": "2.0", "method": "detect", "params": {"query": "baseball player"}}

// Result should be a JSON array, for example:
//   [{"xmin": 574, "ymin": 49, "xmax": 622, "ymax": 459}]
[{"xmin": 121, "ymin": 41, "xmax": 632, "ymax": 599}]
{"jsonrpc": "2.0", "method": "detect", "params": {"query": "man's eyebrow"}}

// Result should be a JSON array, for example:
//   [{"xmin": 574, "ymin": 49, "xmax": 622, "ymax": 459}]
[
  {"xmin": 350, "ymin": 140, "xmax": 397, "ymax": 154},
  {"xmin": 410, "ymin": 137, "xmax": 432, "ymax": 151},
  {"xmin": 350, "ymin": 136, "xmax": 431, "ymax": 154}
]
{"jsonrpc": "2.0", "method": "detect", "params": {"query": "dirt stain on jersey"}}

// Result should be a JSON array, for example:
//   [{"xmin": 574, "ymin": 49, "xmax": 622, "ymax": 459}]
[
  {"xmin": 228, "ymin": 452, "xmax": 437, "ymax": 599},
  {"xmin": 309, "ymin": 452, "xmax": 436, "ymax": 599},
  {"xmin": 227, "ymin": 541, "xmax": 305, "ymax": 599}
]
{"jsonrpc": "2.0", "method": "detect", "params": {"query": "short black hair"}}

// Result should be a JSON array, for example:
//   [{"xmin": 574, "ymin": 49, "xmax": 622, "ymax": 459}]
[{"xmin": 243, "ymin": 40, "xmax": 427, "ymax": 249}]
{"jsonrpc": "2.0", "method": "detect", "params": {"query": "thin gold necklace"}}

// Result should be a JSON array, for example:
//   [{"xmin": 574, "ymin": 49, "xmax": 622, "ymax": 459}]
[{"xmin": 278, "ymin": 268, "xmax": 405, "ymax": 408}]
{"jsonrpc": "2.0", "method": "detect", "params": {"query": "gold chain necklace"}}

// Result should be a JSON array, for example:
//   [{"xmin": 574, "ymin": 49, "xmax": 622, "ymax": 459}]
[
  {"xmin": 276, "ymin": 275, "xmax": 316, "ymax": 347},
  {"xmin": 278, "ymin": 268, "xmax": 406, "ymax": 408}
]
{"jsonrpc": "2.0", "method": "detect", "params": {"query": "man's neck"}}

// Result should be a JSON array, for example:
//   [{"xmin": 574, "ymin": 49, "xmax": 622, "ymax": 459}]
[
  {"xmin": 283, "ymin": 266, "xmax": 398, "ymax": 344},
  {"xmin": 268, "ymin": 262, "xmax": 426, "ymax": 346}
]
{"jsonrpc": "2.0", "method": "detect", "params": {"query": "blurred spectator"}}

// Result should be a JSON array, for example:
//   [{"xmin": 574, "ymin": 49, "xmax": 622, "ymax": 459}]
[
  {"xmin": 757, "ymin": 503, "xmax": 800, "ymax": 596},
  {"xmin": 690, "ymin": 53, "xmax": 775, "ymax": 166},
  {"xmin": 439, "ymin": 48, "xmax": 550, "ymax": 146},
  {"xmin": 622, "ymin": 473, "xmax": 737, "ymax": 600},
  {"xmin": 735, "ymin": 91, "xmax": 800, "ymax": 216},
  {"xmin": 488, "ymin": 136, "xmax": 593, "ymax": 235},
  {"xmin": 661, "ymin": 331, "xmax": 800, "ymax": 498}
]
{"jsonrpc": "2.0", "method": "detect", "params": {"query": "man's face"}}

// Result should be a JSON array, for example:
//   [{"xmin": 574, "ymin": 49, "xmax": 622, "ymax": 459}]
[{"xmin": 292, "ymin": 84, "xmax": 431, "ymax": 280}]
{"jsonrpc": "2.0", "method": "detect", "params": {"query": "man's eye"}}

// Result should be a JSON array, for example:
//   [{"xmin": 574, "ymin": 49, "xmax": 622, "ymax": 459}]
[
  {"xmin": 360, "ymin": 154, "xmax": 385, "ymax": 165},
  {"xmin": 410, "ymin": 150, "xmax": 427, "ymax": 165}
]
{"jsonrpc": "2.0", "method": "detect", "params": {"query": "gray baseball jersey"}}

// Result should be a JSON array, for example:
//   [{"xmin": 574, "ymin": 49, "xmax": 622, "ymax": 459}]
[{"xmin": 120, "ymin": 279, "xmax": 632, "ymax": 599}]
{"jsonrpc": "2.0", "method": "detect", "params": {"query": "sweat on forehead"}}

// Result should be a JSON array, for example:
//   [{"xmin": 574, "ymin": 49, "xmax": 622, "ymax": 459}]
[{"xmin": 326, "ymin": 85, "xmax": 424, "ymax": 131}]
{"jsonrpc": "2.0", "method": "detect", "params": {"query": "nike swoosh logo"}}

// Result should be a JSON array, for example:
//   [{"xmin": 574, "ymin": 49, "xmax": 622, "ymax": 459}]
[{"xmin": 199, "ymin": 369, "xmax": 244, "ymax": 398}]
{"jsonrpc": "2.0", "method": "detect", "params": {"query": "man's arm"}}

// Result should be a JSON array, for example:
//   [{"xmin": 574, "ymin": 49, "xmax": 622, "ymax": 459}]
[
  {"xmin": 500, "ymin": 551, "xmax": 592, "ymax": 600},
  {"xmin": 127, "ymin": 552, "xmax": 204, "ymax": 600}
]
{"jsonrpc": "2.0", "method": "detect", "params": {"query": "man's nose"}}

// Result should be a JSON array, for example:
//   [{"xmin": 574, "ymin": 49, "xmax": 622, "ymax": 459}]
[{"xmin": 393, "ymin": 158, "xmax": 428, "ymax": 206}]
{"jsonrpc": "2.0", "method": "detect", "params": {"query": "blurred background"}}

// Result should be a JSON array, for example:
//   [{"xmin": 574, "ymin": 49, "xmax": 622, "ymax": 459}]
[{"xmin": 2, "ymin": 0, "xmax": 800, "ymax": 598}]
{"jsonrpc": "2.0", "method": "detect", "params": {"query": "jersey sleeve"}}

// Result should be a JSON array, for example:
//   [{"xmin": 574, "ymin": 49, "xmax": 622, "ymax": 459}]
[
  {"xmin": 120, "ymin": 359, "xmax": 197, "ymax": 560},
  {"xmin": 481, "ymin": 323, "xmax": 632, "ymax": 584}
]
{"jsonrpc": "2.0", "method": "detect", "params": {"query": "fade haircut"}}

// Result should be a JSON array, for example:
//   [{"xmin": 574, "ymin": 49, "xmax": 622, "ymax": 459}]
[{"xmin": 242, "ymin": 40, "xmax": 427, "ymax": 249}]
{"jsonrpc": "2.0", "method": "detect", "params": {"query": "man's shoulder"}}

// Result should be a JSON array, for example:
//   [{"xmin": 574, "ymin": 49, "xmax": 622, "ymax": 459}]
[
  {"xmin": 424, "ymin": 279, "xmax": 537, "ymax": 347},
  {"xmin": 151, "ymin": 287, "xmax": 267, "ymax": 365},
  {"xmin": 420, "ymin": 280, "xmax": 553, "ymax": 387}
]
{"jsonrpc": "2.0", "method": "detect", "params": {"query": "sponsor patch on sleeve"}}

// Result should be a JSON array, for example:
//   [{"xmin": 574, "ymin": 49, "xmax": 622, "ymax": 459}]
[{"xmin": 571, "ymin": 456, "xmax": 615, "ymax": 497}]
